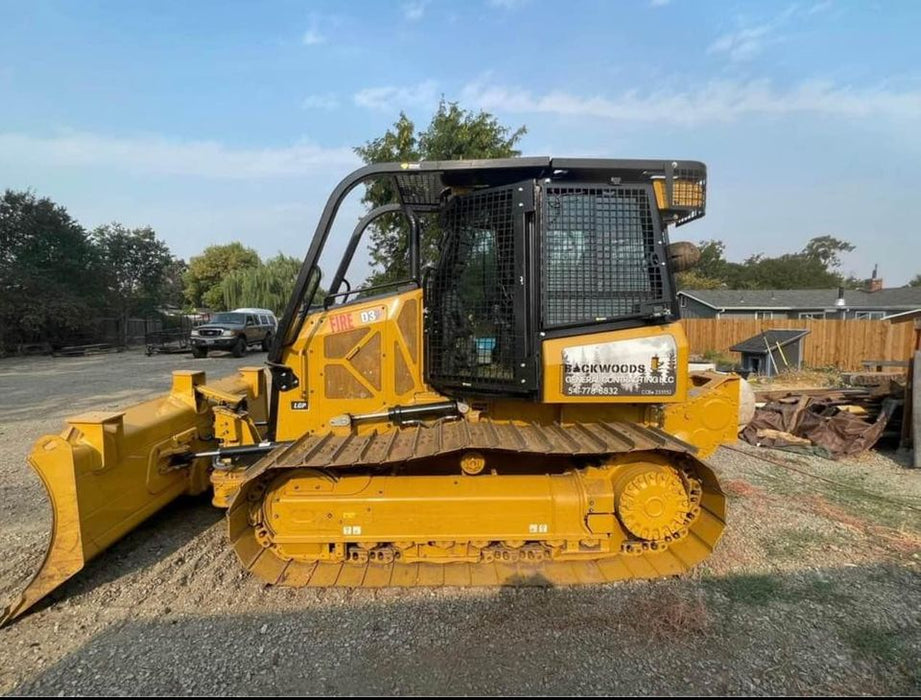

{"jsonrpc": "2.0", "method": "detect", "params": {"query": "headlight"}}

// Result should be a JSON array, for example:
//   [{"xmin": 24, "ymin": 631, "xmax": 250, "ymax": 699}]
[
  {"xmin": 222, "ymin": 329, "xmax": 234, "ymax": 337},
  {"xmin": 191, "ymin": 330, "xmax": 200, "ymax": 337}
]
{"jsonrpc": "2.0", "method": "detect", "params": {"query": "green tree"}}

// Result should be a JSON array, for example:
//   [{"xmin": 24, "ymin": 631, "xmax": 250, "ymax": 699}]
[
  {"xmin": 221, "ymin": 254, "xmax": 302, "ymax": 314},
  {"xmin": 734, "ymin": 251, "xmax": 844, "ymax": 289},
  {"xmin": 677, "ymin": 236, "xmax": 856, "ymax": 290},
  {"xmin": 802, "ymin": 235, "xmax": 855, "ymax": 270},
  {"xmin": 0, "ymin": 189, "xmax": 103, "ymax": 347},
  {"xmin": 675, "ymin": 269, "xmax": 723, "ymax": 290},
  {"xmin": 354, "ymin": 99, "xmax": 526, "ymax": 286},
  {"xmin": 694, "ymin": 240, "xmax": 730, "ymax": 280},
  {"xmin": 93, "ymin": 223, "xmax": 174, "ymax": 345},
  {"xmin": 184, "ymin": 242, "xmax": 260, "ymax": 310},
  {"xmin": 675, "ymin": 239, "xmax": 732, "ymax": 289},
  {"xmin": 159, "ymin": 257, "xmax": 188, "ymax": 308},
  {"xmin": 909, "ymin": 274, "xmax": 921, "ymax": 287}
]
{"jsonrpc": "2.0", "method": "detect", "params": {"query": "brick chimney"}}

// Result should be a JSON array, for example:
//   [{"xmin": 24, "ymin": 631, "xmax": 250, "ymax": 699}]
[{"xmin": 866, "ymin": 264, "xmax": 883, "ymax": 293}]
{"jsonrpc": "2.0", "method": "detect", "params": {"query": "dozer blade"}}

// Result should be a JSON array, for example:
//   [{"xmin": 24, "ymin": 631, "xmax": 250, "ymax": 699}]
[{"xmin": 1, "ymin": 369, "xmax": 261, "ymax": 626}]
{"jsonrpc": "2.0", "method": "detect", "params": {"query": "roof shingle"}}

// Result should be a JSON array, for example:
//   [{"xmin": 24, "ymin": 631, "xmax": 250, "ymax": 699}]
[
  {"xmin": 730, "ymin": 329, "xmax": 810, "ymax": 354},
  {"xmin": 679, "ymin": 287, "xmax": 921, "ymax": 310}
]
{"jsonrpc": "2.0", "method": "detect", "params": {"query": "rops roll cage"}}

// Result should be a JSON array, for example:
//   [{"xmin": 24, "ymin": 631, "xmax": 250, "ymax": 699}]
[
  {"xmin": 269, "ymin": 157, "xmax": 707, "ymax": 367},
  {"xmin": 263, "ymin": 157, "xmax": 706, "ymax": 437}
]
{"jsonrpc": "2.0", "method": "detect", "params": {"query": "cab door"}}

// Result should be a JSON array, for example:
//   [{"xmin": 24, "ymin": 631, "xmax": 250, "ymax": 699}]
[{"xmin": 424, "ymin": 181, "xmax": 537, "ymax": 395}]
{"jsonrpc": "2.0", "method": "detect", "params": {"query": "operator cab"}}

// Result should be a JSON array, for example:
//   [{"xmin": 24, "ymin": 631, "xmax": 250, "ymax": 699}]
[
  {"xmin": 270, "ymin": 158, "xmax": 705, "ymax": 399},
  {"xmin": 426, "ymin": 178, "xmax": 677, "ymax": 395}
]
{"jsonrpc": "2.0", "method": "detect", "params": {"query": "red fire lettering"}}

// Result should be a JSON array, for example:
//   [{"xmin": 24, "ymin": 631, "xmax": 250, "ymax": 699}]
[{"xmin": 329, "ymin": 313, "xmax": 354, "ymax": 333}]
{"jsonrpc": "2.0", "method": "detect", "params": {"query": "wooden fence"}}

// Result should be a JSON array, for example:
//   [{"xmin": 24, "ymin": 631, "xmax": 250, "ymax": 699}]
[{"xmin": 683, "ymin": 318, "xmax": 915, "ymax": 371}]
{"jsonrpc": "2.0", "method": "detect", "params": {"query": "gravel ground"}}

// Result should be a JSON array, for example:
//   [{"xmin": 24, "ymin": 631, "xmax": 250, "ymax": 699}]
[{"xmin": 0, "ymin": 351, "xmax": 919, "ymax": 695}]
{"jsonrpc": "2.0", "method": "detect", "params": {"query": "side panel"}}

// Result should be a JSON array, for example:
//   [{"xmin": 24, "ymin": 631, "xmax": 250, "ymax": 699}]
[
  {"xmin": 274, "ymin": 289, "xmax": 445, "ymax": 441},
  {"xmin": 541, "ymin": 323, "xmax": 689, "ymax": 404}
]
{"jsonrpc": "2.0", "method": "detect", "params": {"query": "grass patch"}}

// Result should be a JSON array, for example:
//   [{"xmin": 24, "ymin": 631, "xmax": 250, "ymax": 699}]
[
  {"xmin": 703, "ymin": 573, "xmax": 781, "ymax": 606},
  {"xmin": 799, "ymin": 577, "xmax": 852, "ymax": 605},
  {"xmin": 762, "ymin": 528, "xmax": 818, "ymax": 557},
  {"xmin": 761, "ymin": 527, "xmax": 842, "ymax": 558},
  {"xmin": 703, "ymin": 572, "xmax": 853, "ymax": 607},
  {"xmin": 813, "ymin": 473, "xmax": 920, "ymax": 533},
  {"xmin": 841, "ymin": 621, "xmax": 921, "ymax": 692},
  {"xmin": 845, "ymin": 625, "xmax": 904, "ymax": 662},
  {"xmin": 731, "ymin": 450, "xmax": 920, "ymax": 534}
]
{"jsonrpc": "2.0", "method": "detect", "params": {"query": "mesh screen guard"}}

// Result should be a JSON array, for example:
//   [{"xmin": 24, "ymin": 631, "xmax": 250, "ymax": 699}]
[
  {"xmin": 541, "ymin": 185, "xmax": 670, "ymax": 328},
  {"xmin": 425, "ymin": 185, "xmax": 528, "ymax": 392}
]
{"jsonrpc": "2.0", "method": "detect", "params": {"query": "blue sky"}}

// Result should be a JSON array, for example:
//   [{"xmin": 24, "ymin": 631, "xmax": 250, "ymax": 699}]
[{"xmin": 1, "ymin": 0, "xmax": 919, "ymax": 284}]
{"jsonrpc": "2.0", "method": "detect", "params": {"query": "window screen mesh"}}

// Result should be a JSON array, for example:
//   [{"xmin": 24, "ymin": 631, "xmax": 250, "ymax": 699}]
[
  {"xmin": 426, "ymin": 187, "xmax": 522, "ymax": 390},
  {"xmin": 541, "ymin": 186, "xmax": 664, "ymax": 327}
]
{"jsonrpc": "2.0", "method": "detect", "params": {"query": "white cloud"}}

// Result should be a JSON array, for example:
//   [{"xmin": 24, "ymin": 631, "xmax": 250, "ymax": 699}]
[
  {"xmin": 708, "ymin": 23, "xmax": 775, "ymax": 61},
  {"xmin": 708, "ymin": 5, "xmax": 799, "ymax": 62},
  {"xmin": 487, "ymin": 0, "xmax": 530, "ymax": 9},
  {"xmin": 402, "ymin": 0, "xmax": 429, "ymax": 21},
  {"xmin": 0, "ymin": 130, "xmax": 359, "ymax": 179},
  {"xmin": 302, "ymin": 15, "xmax": 326, "ymax": 45},
  {"xmin": 302, "ymin": 28, "xmax": 324, "ymax": 45},
  {"xmin": 460, "ymin": 78, "xmax": 921, "ymax": 126},
  {"xmin": 353, "ymin": 80, "xmax": 440, "ymax": 111},
  {"xmin": 807, "ymin": 0, "xmax": 833, "ymax": 15},
  {"xmin": 301, "ymin": 93, "xmax": 340, "ymax": 110}
]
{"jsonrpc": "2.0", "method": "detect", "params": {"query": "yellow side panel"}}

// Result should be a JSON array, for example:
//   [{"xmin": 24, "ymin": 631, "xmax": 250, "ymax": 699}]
[
  {"xmin": 275, "ymin": 289, "xmax": 444, "ymax": 441},
  {"xmin": 542, "ymin": 323, "xmax": 689, "ymax": 404}
]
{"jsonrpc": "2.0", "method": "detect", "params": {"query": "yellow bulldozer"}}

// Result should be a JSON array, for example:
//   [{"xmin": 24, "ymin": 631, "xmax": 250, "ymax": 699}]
[{"xmin": 2, "ymin": 157, "xmax": 741, "ymax": 624}]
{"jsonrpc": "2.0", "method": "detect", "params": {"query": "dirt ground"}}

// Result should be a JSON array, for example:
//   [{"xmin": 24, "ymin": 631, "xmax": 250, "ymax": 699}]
[{"xmin": 0, "ymin": 350, "xmax": 919, "ymax": 695}]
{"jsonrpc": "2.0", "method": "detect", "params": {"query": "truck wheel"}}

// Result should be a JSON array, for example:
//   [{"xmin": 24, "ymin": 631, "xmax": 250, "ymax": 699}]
[
  {"xmin": 232, "ymin": 336, "xmax": 246, "ymax": 357},
  {"xmin": 192, "ymin": 346, "xmax": 207, "ymax": 359},
  {"xmin": 261, "ymin": 334, "xmax": 272, "ymax": 352}
]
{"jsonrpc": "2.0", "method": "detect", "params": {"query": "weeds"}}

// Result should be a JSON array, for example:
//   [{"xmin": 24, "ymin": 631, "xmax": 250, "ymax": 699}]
[
  {"xmin": 627, "ymin": 586, "xmax": 711, "ymax": 641},
  {"xmin": 700, "ymin": 349, "xmax": 736, "ymax": 368}
]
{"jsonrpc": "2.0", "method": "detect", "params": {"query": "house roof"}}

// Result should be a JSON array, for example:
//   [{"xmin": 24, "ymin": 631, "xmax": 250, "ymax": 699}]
[
  {"xmin": 679, "ymin": 287, "xmax": 921, "ymax": 311},
  {"xmin": 882, "ymin": 308, "xmax": 921, "ymax": 323},
  {"xmin": 730, "ymin": 329, "xmax": 811, "ymax": 354}
]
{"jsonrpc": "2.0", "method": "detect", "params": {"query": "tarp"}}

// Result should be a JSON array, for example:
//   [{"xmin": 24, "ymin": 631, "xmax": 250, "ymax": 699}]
[{"xmin": 740, "ymin": 395, "xmax": 896, "ymax": 460}]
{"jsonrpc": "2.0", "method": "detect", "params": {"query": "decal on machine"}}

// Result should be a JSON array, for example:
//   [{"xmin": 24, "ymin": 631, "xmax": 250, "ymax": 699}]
[
  {"xmin": 328, "ymin": 307, "xmax": 385, "ymax": 333},
  {"xmin": 561, "ymin": 335, "xmax": 678, "ymax": 397}
]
